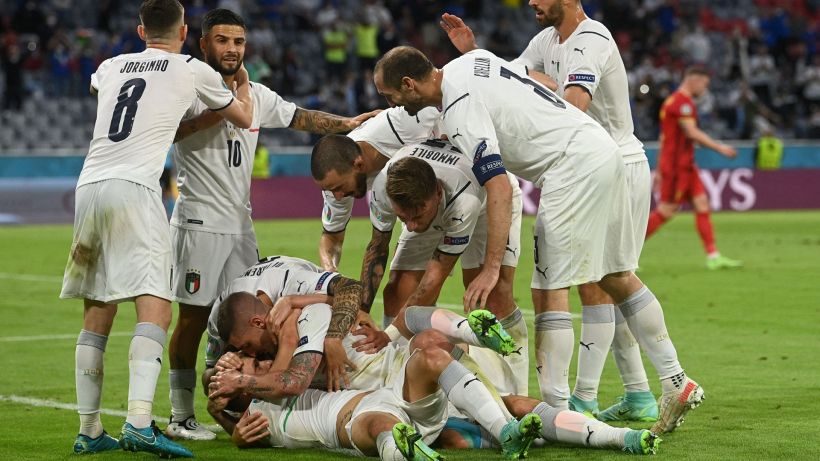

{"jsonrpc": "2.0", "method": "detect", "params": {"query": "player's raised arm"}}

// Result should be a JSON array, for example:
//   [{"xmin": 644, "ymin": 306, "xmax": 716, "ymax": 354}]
[
  {"xmin": 440, "ymin": 13, "xmax": 478, "ymax": 54},
  {"xmin": 174, "ymin": 109, "xmax": 223, "ymax": 143}
]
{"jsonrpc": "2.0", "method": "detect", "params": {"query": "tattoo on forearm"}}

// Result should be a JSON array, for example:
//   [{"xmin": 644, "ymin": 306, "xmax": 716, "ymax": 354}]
[
  {"xmin": 290, "ymin": 108, "xmax": 350, "ymax": 134},
  {"xmin": 244, "ymin": 352, "xmax": 321, "ymax": 401},
  {"xmin": 327, "ymin": 277, "xmax": 362, "ymax": 338},
  {"xmin": 360, "ymin": 230, "xmax": 391, "ymax": 313}
]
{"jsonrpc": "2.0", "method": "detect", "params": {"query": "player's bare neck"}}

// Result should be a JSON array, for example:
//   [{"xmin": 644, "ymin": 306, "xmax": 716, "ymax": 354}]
[
  {"xmin": 557, "ymin": 7, "xmax": 588, "ymax": 43},
  {"xmin": 145, "ymin": 40, "xmax": 179, "ymax": 54},
  {"xmin": 431, "ymin": 68, "xmax": 444, "ymax": 105}
]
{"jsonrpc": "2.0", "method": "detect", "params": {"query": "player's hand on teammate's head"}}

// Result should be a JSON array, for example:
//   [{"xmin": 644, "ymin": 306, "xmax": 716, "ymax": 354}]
[
  {"xmin": 208, "ymin": 369, "xmax": 244, "ymax": 399},
  {"xmin": 440, "ymin": 13, "xmax": 478, "ymax": 54},
  {"xmin": 215, "ymin": 351, "xmax": 243, "ymax": 373},
  {"xmin": 351, "ymin": 324, "xmax": 390, "ymax": 354},
  {"xmin": 323, "ymin": 337, "xmax": 356, "ymax": 392},
  {"xmin": 528, "ymin": 70, "xmax": 559, "ymax": 92}
]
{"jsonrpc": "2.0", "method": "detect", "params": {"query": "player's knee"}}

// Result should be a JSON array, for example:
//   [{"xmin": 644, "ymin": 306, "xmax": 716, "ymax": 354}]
[
  {"xmin": 408, "ymin": 329, "xmax": 451, "ymax": 353},
  {"xmin": 436, "ymin": 429, "xmax": 473, "ymax": 449},
  {"xmin": 413, "ymin": 342, "xmax": 452, "ymax": 373}
]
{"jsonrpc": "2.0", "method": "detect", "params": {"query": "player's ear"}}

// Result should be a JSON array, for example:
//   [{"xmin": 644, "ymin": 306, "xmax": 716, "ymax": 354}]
[
  {"xmin": 137, "ymin": 24, "xmax": 146, "ymax": 41},
  {"xmin": 199, "ymin": 36, "xmax": 207, "ymax": 54},
  {"xmin": 180, "ymin": 23, "xmax": 188, "ymax": 42},
  {"xmin": 250, "ymin": 315, "xmax": 266, "ymax": 329},
  {"xmin": 352, "ymin": 155, "xmax": 366, "ymax": 172},
  {"xmin": 401, "ymin": 76, "xmax": 414, "ymax": 92}
]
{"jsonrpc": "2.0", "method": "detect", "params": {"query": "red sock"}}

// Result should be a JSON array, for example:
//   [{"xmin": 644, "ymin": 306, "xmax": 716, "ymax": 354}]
[
  {"xmin": 645, "ymin": 211, "xmax": 667, "ymax": 239},
  {"xmin": 695, "ymin": 211, "xmax": 717, "ymax": 254}
]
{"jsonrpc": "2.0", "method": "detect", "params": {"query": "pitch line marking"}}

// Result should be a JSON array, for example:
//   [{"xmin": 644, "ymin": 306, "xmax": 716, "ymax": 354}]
[
  {"xmin": 0, "ymin": 272, "xmax": 63, "ymax": 283},
  {"xmin": 0, "ymin": 394, "xmax": 222, "ymax": 432},
  {"xmin": 0, "ymin": 332, "xmax": 133, "ymax": 342}
]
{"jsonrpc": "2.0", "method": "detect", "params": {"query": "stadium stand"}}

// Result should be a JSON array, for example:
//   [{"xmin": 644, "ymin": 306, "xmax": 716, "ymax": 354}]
[{"xmin": 0, "ymin": 0, "xmax": 819, "ymax": 151}]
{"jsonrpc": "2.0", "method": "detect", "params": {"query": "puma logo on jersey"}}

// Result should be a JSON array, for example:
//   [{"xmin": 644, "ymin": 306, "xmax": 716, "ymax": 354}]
[
  {"xmin": 574, "ymin": 47, "xmax": 586, "ymax": 55},
  {"xmin": 451, "ymin": 214, "xmax": 464, "ymax": 223},
  {"xmin": 296, "ymin": 280, "xmax": 305, "ymax": 291},
  {"xmin": 535, "ymin": 265, "xmax": 549, "ymax": 280},
  {"xmin": 463, "ymin": 377, "xmax": 481, "ymax": 388},
  {"xmin": 580, "ymin": 341, "xmax": 594, "ymax": 350},
  {"xmin": 298, "ymin": 316, "xmax": 309, "ymax": 325},
  {"xmin": 452, "ymin": 128, "xmax": 462, "ymax": 139},
  {"xmin": 585, "ymin": 427, "xmax": 594, "ymax": 445},
  {"xmin": 505, "ymin": 246, "xmax": 518, "ymax": 257}
]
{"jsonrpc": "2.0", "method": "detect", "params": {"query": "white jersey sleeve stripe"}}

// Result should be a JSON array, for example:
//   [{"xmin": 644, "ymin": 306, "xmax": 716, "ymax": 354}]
[
  {"xmin": 577, "ymin": 30, "xmax": 610, "ymax": 41},
  {"xmin": 444, "ymin": 181, "xmax": 471, "ymax": 210},
  {"xmin": 385, "ymin": 112, "xmax": 405, "ymax": 145}
]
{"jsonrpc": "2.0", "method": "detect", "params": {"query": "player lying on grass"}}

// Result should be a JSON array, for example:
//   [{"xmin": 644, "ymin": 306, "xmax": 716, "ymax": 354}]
[
  {"xmin": 344, "ymin": 305, "xmax": 660, "ymax": 456},
  {"xmin": 210, "ymin": 292, "xmax": 660, "ymax": 456},
  {"xmin": 200, "ymin": 256, "xmax": 364, "ymax": 393},
  {"xmin": 313, "ymin": 133, "xmax": 529, "ymax": 395},
  {"xmin": 208, "ymin": 294, "xmax": 543, "ymax": 460}
]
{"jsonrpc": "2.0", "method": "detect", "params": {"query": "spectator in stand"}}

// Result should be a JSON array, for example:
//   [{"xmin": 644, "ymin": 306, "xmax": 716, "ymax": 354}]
[
  {"xmin": 1, "ymin": 42, "xmax": 24, "ymax": 110},
  {"xmin": 354, "ymin": 11, "xmax": 379, "ymax": 72},
  {"xmin": 323, "ymin": 21, "xmax": 349, "ymax": 78}
]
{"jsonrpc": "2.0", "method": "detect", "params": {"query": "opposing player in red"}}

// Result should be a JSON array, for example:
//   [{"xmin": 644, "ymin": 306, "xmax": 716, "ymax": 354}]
[{"xmin": 646, "ymin": 67, "xmax": 742, "ymax": 270}]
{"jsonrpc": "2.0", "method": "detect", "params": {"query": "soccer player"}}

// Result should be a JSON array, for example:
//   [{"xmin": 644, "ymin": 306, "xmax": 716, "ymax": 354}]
[
  {"xmin": 59, "ymin": 0, "xmax": 254, "ymax": 456},
  {"xmin": 646, "ymin": 66, "xmax": 742, "ymax": 270},
  {"xmin": 374, "ymin": 46, "xmax": 704, "ymax": 434},
  {"xmin": 209, "ymin": 293, "xmax": 543, "ymax": 460},
  {"xmin": 166, "ymin": 8, "xmax": 376, "ymax": 440},
  {"xmin": 214, "ymin": 355, "xmax": 448, "ymax": 461},
  {"xmin": 441, "ymin": 1, "xmax": 657, "ymax": 421}
]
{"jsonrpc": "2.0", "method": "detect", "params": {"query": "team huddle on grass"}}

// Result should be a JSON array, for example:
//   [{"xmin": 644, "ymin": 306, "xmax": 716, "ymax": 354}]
[{"xmin": 62, "ymin": 0, "xmax": 748, "ymax": 458}]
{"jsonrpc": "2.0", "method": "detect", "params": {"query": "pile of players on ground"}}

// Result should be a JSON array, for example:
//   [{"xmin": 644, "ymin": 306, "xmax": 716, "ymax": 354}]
[{"xmin": 64, "ymin": 1, "xmax": 716, "ymax": 459}]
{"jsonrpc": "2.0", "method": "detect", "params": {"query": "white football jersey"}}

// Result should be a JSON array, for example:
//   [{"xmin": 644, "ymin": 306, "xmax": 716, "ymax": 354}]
[
  {"xmin": 321, "ymin": 106, "xmax": 439, "ymax": 233},
  {"xmin": 513, "ymin": 19, "xmax": 645, "ymax": 162},
  {"xmin": 78, "ymin": 48, "xmax": 233, "ymax": 192},
  {"xmin": 204, "ymin": 256, "xmax": 333, "ymax": 366},
  {"xmin": 440, "ymin": 49, "xmax": 617, "ymax": 193},
  {"xmin": 369, "ymin": 139, "xmax": 484, "ymax": 255},
  {"xmin": 172, "ymin": 82, "xmax": 297, "ymax": 234}
]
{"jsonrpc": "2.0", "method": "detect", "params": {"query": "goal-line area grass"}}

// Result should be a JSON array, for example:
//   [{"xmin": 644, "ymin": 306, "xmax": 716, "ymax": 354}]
[{"xmin": 1, "ymin": 210, "xmax": 818, "ymax": 460}]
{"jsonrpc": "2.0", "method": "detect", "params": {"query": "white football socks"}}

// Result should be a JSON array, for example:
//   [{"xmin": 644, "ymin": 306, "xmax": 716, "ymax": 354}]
[
  {"xmin": 376, "ymin": 430, "xmax": 405, "ymax": 461},
  {"xmin": 126, "ymin": 322, "xmax": 166, "ymax": 429},
  {"xmin": 535, "ymin": 402, "xmax": 629, "ymax": 449},
  {"xmin": 169, "ymin": 368, "xmax": 197, "ymax": 422},
  {"xmin": 404, "ymin": 306, "xmax": 482, "ymax": 347},
  {"xmin": 618, "ymin": 286, "xmax": 684, "ymax": 391},
  {"xmin": 76, "ymin": 330, "xmax": 108, "ymax": 438},
  {"xmin": 438, "ymin": 360, "xmax": 509, "ymax": 441},
  {"xmin": 574, "ymin": 304, "xmax": 615, "ymax": 402},
  {"xmin": 612, "ymin": 307, "xmax": 651, "ymax": 393},
  {"xmin": 534, "ymin": 312, "xmax": 573, "ymax": 409},
  {"xmin": 500, "ymin": 308, "xmax": 529, "ymax": 396}
]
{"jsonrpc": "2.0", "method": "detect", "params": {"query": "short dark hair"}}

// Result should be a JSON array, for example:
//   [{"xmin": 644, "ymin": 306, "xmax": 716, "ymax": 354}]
[
  {"xmin": 311, "ymin": 134, "xmax": 362, "ymax": 180},
  {"xmin": 684, "ymin": 65, "xmax": 711, "ymax": 78},
  {"xmin": 375, "ymin": 46, "xmax": 434, "ymax": 90},
  {"xmin": 139, "ymin": 0, "xmax": 184, "ymax": 39},
  {"xmin": 386, "ymin": 156, "xmax": 438, "ymax": 211},
  {"xmin": 216, "ymin": 292, "xmax": 258, "ymax": 343},
  {"xmin": 201, "ymin": 8, "xmax": 246, "ymax": 36}
]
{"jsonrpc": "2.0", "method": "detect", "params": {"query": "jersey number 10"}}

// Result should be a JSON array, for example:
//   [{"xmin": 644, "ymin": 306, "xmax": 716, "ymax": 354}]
[{"xmin": 227, "ymin": 139, "xmax": 242, "ymax": 167}]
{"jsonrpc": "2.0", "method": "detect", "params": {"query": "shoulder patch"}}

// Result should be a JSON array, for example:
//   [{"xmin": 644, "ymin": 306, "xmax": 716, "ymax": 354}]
[
  {"xmin": 680, "ymin": 104, "xmax": 693, "ymax": 116},
  {"xmin": 443, "ymin": 236, "xmax": 470, "ymax": 245},
  {"xmin": 473, "ymin": 140, "xmax": 488, "ymax": 162},
  {"xmin": 568, "ymin": 74, "xmax": 596, "ymax": 83},
  {"xmin": 297, "ymin": 336, "xmax": 308, "ymax": 347},
  {"xmin": 315, "ymin": 272, "xmax": 332, "ymax": 290}
]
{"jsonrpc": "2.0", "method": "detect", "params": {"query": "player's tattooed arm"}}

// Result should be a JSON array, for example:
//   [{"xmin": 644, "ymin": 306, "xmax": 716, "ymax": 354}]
[
  {"xmin": 290, "ymin": 107, "xmax": 354, "ymax": 134},
  {"xmin": 237, "ymin": 352, "xmax": 323, "ymax": 401},
  {"xmin": 290, "ymin": 107, "xmax": 381, "ymax": 134},
  {"xmin": 174, "ymin": 110, "xmax": 224, "ymax": 143},
  {"xmin": 326, "ymin": 276, "xmax": 363, "ymax": 338},
  {"xmin": 405, "ymin": 250, "xmax": 459, "ymax": 307},
  {"xmin": 359, "ymin": 227, "xmax": 392, "ymax": 313},
  {"xmin": 320, "ymin": 230, "xmax": 346, "ymax": 271}
]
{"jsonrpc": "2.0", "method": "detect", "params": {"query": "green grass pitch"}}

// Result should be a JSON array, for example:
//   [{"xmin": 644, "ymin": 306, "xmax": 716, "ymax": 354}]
[{"xmin": 1, "ymin": 211, "xmax": 819, "ymax": 460}]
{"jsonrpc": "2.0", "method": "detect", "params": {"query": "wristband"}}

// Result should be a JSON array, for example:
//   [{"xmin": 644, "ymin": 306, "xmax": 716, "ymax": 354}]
[{"xmin": 384, "ymin": 324, "xmax": 402, "ymax": 342}]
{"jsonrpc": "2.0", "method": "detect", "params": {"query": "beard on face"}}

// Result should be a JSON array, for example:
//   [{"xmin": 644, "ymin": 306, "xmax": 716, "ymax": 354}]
[
  {"xmin": 353, "ymin": 171, "xmax": 368, "ymax": 198},
  {"xmin": 206, "ymin": 50, "xmax": 242, "ymax": 75},
  {"xmin": 535, "ymin": 2, "xmax": 564, "ymax": 28}
]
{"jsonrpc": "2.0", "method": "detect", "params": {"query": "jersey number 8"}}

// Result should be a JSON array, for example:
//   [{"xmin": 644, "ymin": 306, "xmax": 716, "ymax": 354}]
[{"xmin": 108, "ymin": 78, "xmax": 147, "ymax": 142}]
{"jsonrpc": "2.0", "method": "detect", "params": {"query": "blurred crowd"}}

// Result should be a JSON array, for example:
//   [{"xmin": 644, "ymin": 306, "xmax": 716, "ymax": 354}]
[{"xmin": 2, "ymin": 0, "xmax": 820, "ymax": 149}]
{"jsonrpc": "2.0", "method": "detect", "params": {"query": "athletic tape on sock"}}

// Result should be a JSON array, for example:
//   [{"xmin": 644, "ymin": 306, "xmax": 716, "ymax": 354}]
[
  {"xmin": 581, "ymin": 304, "xmax": 615, "ymax": 323},
  {"xmin": 404, "ymin": 306, "xmax": 435, "ymax": 334},
  {"xmin": 534, "ymin": 311, "xmax": 573, "ymax": 330},
  {"xmin": 77, "ymin": 329, "xmax": 108, "ymax": 351},
  {"xmin": 617, "ymin": 286, "xmax": 654, "ymax": 318},
  {"xmin": 533, "ymin": 402, "xmax": 561, "ymax": 441},
  {"xmin": 134, "ymin": 322, "xmax": 167, "ymax": 345},
  {"xmin": 169, "ymin": 368, "xmax": 197, "ymax": 389}
]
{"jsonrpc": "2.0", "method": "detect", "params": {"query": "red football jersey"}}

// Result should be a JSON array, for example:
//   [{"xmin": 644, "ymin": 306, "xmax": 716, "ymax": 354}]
[{"xmin": 658, "ymin": 90, "xmax": 698, "ymax": 173}]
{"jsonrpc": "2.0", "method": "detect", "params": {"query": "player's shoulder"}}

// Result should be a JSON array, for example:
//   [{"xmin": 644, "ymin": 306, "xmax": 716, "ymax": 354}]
[
  {"xmin": 528, "ymin": 26, "xmax": 559, "ymax": 47},
  {"xmin": 576, "ymin": 19, "xmax": 614, "ymax": 40}
]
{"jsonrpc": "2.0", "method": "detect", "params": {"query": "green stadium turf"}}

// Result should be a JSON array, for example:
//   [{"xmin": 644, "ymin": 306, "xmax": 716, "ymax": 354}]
[{"xmin": 1, "ymin": 211, "xmax": 819, "ymax": 460}]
